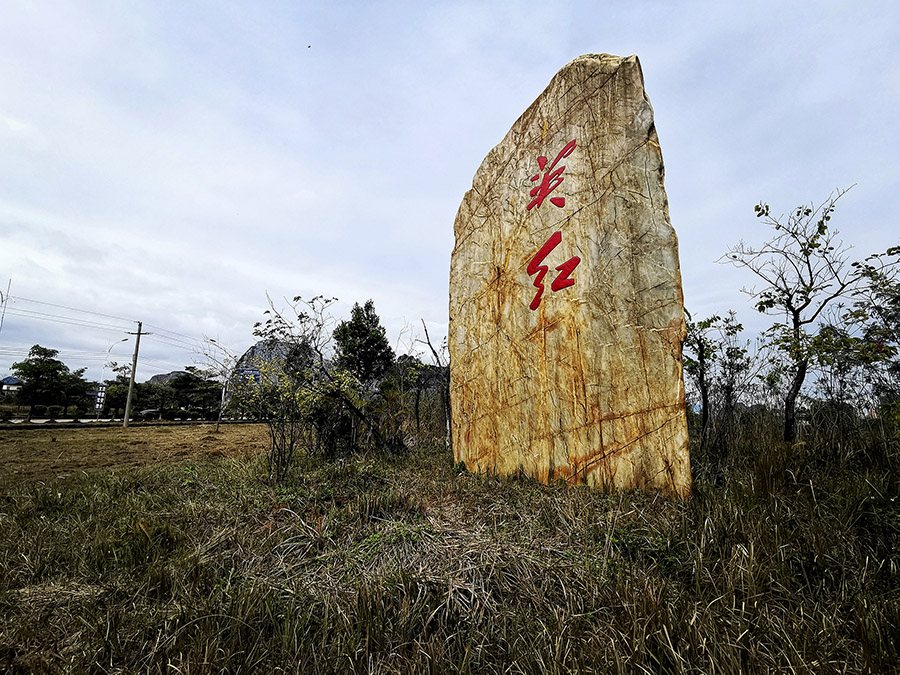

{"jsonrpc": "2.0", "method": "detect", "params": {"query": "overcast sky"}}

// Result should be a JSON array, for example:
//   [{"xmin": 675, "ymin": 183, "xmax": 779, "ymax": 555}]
[{"xmin": 1, "ymin": 0, "xmax": 898, "ymax": 381}]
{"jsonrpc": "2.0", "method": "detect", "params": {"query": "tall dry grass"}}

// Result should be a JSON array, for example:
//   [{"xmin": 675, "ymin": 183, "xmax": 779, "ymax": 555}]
[{"xmin": 0, "ymin": 415, "xmax": 898, "ymax": 673}]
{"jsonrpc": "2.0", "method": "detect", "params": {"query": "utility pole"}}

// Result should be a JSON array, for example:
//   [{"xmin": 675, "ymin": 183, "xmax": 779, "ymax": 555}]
[
  {"xmin": 122, "ymin": 322, "xmax": 146, "ymax": 429},
  {"xmin": 0, "ymin": 279, "xmax": 10, "ymax": 335}
]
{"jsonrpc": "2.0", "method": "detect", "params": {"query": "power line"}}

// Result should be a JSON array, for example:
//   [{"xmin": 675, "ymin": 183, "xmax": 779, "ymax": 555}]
[
  {"xmin": 1, "ymin": 314, "xmax": 130, "ymax": 335},
  {"xmin": 0, "ymin": 347, "xmax": 187, "ymax": 375},
  {"xmin": 0, "ymin": 293, "xmax": 236, "ymax": 376},
  {"xmin": 0, "ymin": 350, "xmax": 119, "ymax": 361},
  {"xmin": 3, "ymin": 307, "xmax": 132, "ymax": 332},
  {"xmin": 144, "ymin": 322, "xmax": 205, "ymax": 343},
  {"xmin": 5, "ymin": 297, "xmax": 204, "ymax": 349},
  {"xmin": 9, "ymin": 294, "xmax": 134, "ymax": 323},
  {"xmin": 141, "ymin": 358, "xmax": 191, "ymax": 370},
  {"xmin": 2, "ymin": 295, "xmax": 205, "ymax": 349},
  {"xmin": 143, "ymin": 334, "xmax": 201, "ymax": 351}
]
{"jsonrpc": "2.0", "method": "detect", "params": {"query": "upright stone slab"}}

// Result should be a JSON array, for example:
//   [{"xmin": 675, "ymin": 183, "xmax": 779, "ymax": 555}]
[{"xmin": 448, "ymin": 54, "xmax": 690, "ymax": 497}]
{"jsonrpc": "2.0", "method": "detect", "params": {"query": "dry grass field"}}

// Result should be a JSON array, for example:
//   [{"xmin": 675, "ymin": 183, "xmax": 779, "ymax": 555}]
[
  {"xmin": 0, "ymin": 423, "xmax": 897, "ymax": 672},
  {"xmin": 0, "ymin": 424, "xmax": 267, "ymax": 486}
]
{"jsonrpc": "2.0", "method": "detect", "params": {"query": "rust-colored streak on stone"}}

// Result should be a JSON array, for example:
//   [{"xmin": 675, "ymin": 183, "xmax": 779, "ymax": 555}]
[{"xmin": 448, "ymin": 54, "xmax": 690, "ymax": 498}]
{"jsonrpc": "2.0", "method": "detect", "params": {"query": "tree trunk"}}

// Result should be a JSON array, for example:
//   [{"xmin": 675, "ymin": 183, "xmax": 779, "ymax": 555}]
[
  {"xmin": 339, "ymin": 391, "xmax": 399, "ymax": 454},
  {"xmin": 442, "ymin": 379, "xmax": 452, "ymax": 452},
  {"xmin": 783, "ymin": 359, "xmax": 808, "ymax": 442},
  {"xmin": 697, "ymin": 343, "xmax": 710, "ymax": 449}
]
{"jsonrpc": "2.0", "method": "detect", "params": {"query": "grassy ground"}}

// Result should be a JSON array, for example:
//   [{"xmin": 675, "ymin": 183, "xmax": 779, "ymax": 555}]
[
  {"xmin": 0, "ymin": 425, "xmax": 267, "ymax": 484},
  {"xmin": 0, "ymin": 425, "xmax": 898, "ymax": 673}
]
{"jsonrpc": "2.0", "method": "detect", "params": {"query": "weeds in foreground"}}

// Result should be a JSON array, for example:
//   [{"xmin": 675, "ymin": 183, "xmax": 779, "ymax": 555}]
[{"xmin": 0, "ymin": 435, "xmax": 898, "ymax": 673}]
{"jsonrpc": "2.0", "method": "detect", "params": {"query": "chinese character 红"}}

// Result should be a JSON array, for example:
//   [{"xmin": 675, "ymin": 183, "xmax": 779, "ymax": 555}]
[{"xmin": 527, "ymin": 231, "xmax": 581, "ymax": 310}]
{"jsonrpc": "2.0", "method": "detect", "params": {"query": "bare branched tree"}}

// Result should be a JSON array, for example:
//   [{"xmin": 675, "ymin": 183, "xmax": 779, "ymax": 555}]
[
  {"xmin": 722, "ymin": 187, "xmax": 899, "ymax": 442},
  {"xmin": 196, "ymin": 337, "xmax": 238, "ymax": 432},
  {"xmin": 417, "ymin": 320, "xmax": 451, "ymax": 452}
]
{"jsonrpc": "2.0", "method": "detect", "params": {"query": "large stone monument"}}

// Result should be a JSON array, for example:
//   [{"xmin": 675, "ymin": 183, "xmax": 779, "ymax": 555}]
[{"xmin": 448, "ymin": 54, "xmax": 690, "ymax": 497}]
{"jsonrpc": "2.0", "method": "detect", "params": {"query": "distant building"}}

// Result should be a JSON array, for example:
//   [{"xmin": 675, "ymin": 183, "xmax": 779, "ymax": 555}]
[{"xmin": 1, "ymin": 376, "xmax": 22, "ymax": 396}]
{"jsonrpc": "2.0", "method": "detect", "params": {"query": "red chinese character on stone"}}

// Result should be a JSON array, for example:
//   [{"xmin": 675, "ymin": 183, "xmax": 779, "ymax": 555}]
[
  {"xmin": 527, "ymin": 230, "xmax": 581, "ymax": 310},
  {"xmin": 527, "ymin": 139, "xmax": 576, "ymax": 211}
]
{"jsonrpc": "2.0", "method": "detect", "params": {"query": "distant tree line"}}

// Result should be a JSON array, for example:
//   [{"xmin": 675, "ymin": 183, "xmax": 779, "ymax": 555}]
[
  {"xmin": 1, "ymin": 347, "xmax": 223, "ymax": 422},
  {"xmin": 3, "ymin": 345, "xmax": 93, "ymax": 420}
]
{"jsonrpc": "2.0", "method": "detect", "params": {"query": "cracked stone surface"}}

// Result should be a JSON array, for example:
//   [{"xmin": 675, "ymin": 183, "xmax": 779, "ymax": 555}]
[{"xmin": 448, "ymin": 53, "xmax": 690, "ymax": 497}]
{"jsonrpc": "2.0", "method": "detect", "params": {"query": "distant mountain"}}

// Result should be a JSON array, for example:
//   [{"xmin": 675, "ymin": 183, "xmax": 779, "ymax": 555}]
[
  {"xmin": 147, "ymin": 371, "xmax": 190, "ymax": 385},
  {"xmin": 233, "ymin": 340, "xmax": 292, "ymax": 373}
]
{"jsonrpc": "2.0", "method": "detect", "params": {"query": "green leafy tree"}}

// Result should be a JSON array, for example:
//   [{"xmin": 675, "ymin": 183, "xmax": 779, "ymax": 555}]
[
  {"xmin": 11, "ymin": 345, "xmax": 88, "ymax": 418},
  {"xmin": 394, "ymin": 353, "xmax": 427, "ymax": 433},
  {"xmin": 723, "ymin": 189, "xmax": 899, "ymax": 442},
  {"xmin": 169, "ymin": 367, "xmax": 222, "ymax": 418},
  {"xmin": 853, "ymin": 271, "xmax": 900, "ymax": 405},
  {"xmin": 249, "ymin": 295, "xmax": 400, "ymax": 482},
  {"xmin": 683, "ymin": 313, "xmax": 722, "ymax": 449},
  {"xmin": 805, "ymin": 276, "xmax": 900, "ymax": 435},
  {"xmin": 684, "ymin": 311, "xmax": 754, "ymax": 457},
  {"xmin": 59, "ymin": 369, "xmax": 92, "ymax": 416},
  {"xmin": 104, "ymin": 362, "xmax": 132, "ymax": 417},
  {"xmin": 138, "ymin": 382, "xmax": 175, "ymax": 417},
  {"xmin": 333, "ymin": 300, "xmax": 395, "ymax": 386}
]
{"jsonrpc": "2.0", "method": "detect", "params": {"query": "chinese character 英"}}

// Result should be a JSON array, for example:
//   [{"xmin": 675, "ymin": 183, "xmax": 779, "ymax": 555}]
[{"xmin": 527, "ymin": 139, "xmax": 576, "ymax": 211}]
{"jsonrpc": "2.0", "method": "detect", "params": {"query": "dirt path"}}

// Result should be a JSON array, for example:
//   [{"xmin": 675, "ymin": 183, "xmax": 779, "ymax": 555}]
[{"xmin": 0, "ymin": 423, "xmax": 268, "ymax": 485}]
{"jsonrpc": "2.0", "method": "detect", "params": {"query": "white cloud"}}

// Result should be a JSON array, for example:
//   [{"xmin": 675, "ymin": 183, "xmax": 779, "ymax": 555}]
[{"xmin": 0, "ymin": 0, "xmax": 898, "ymax": 380}]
